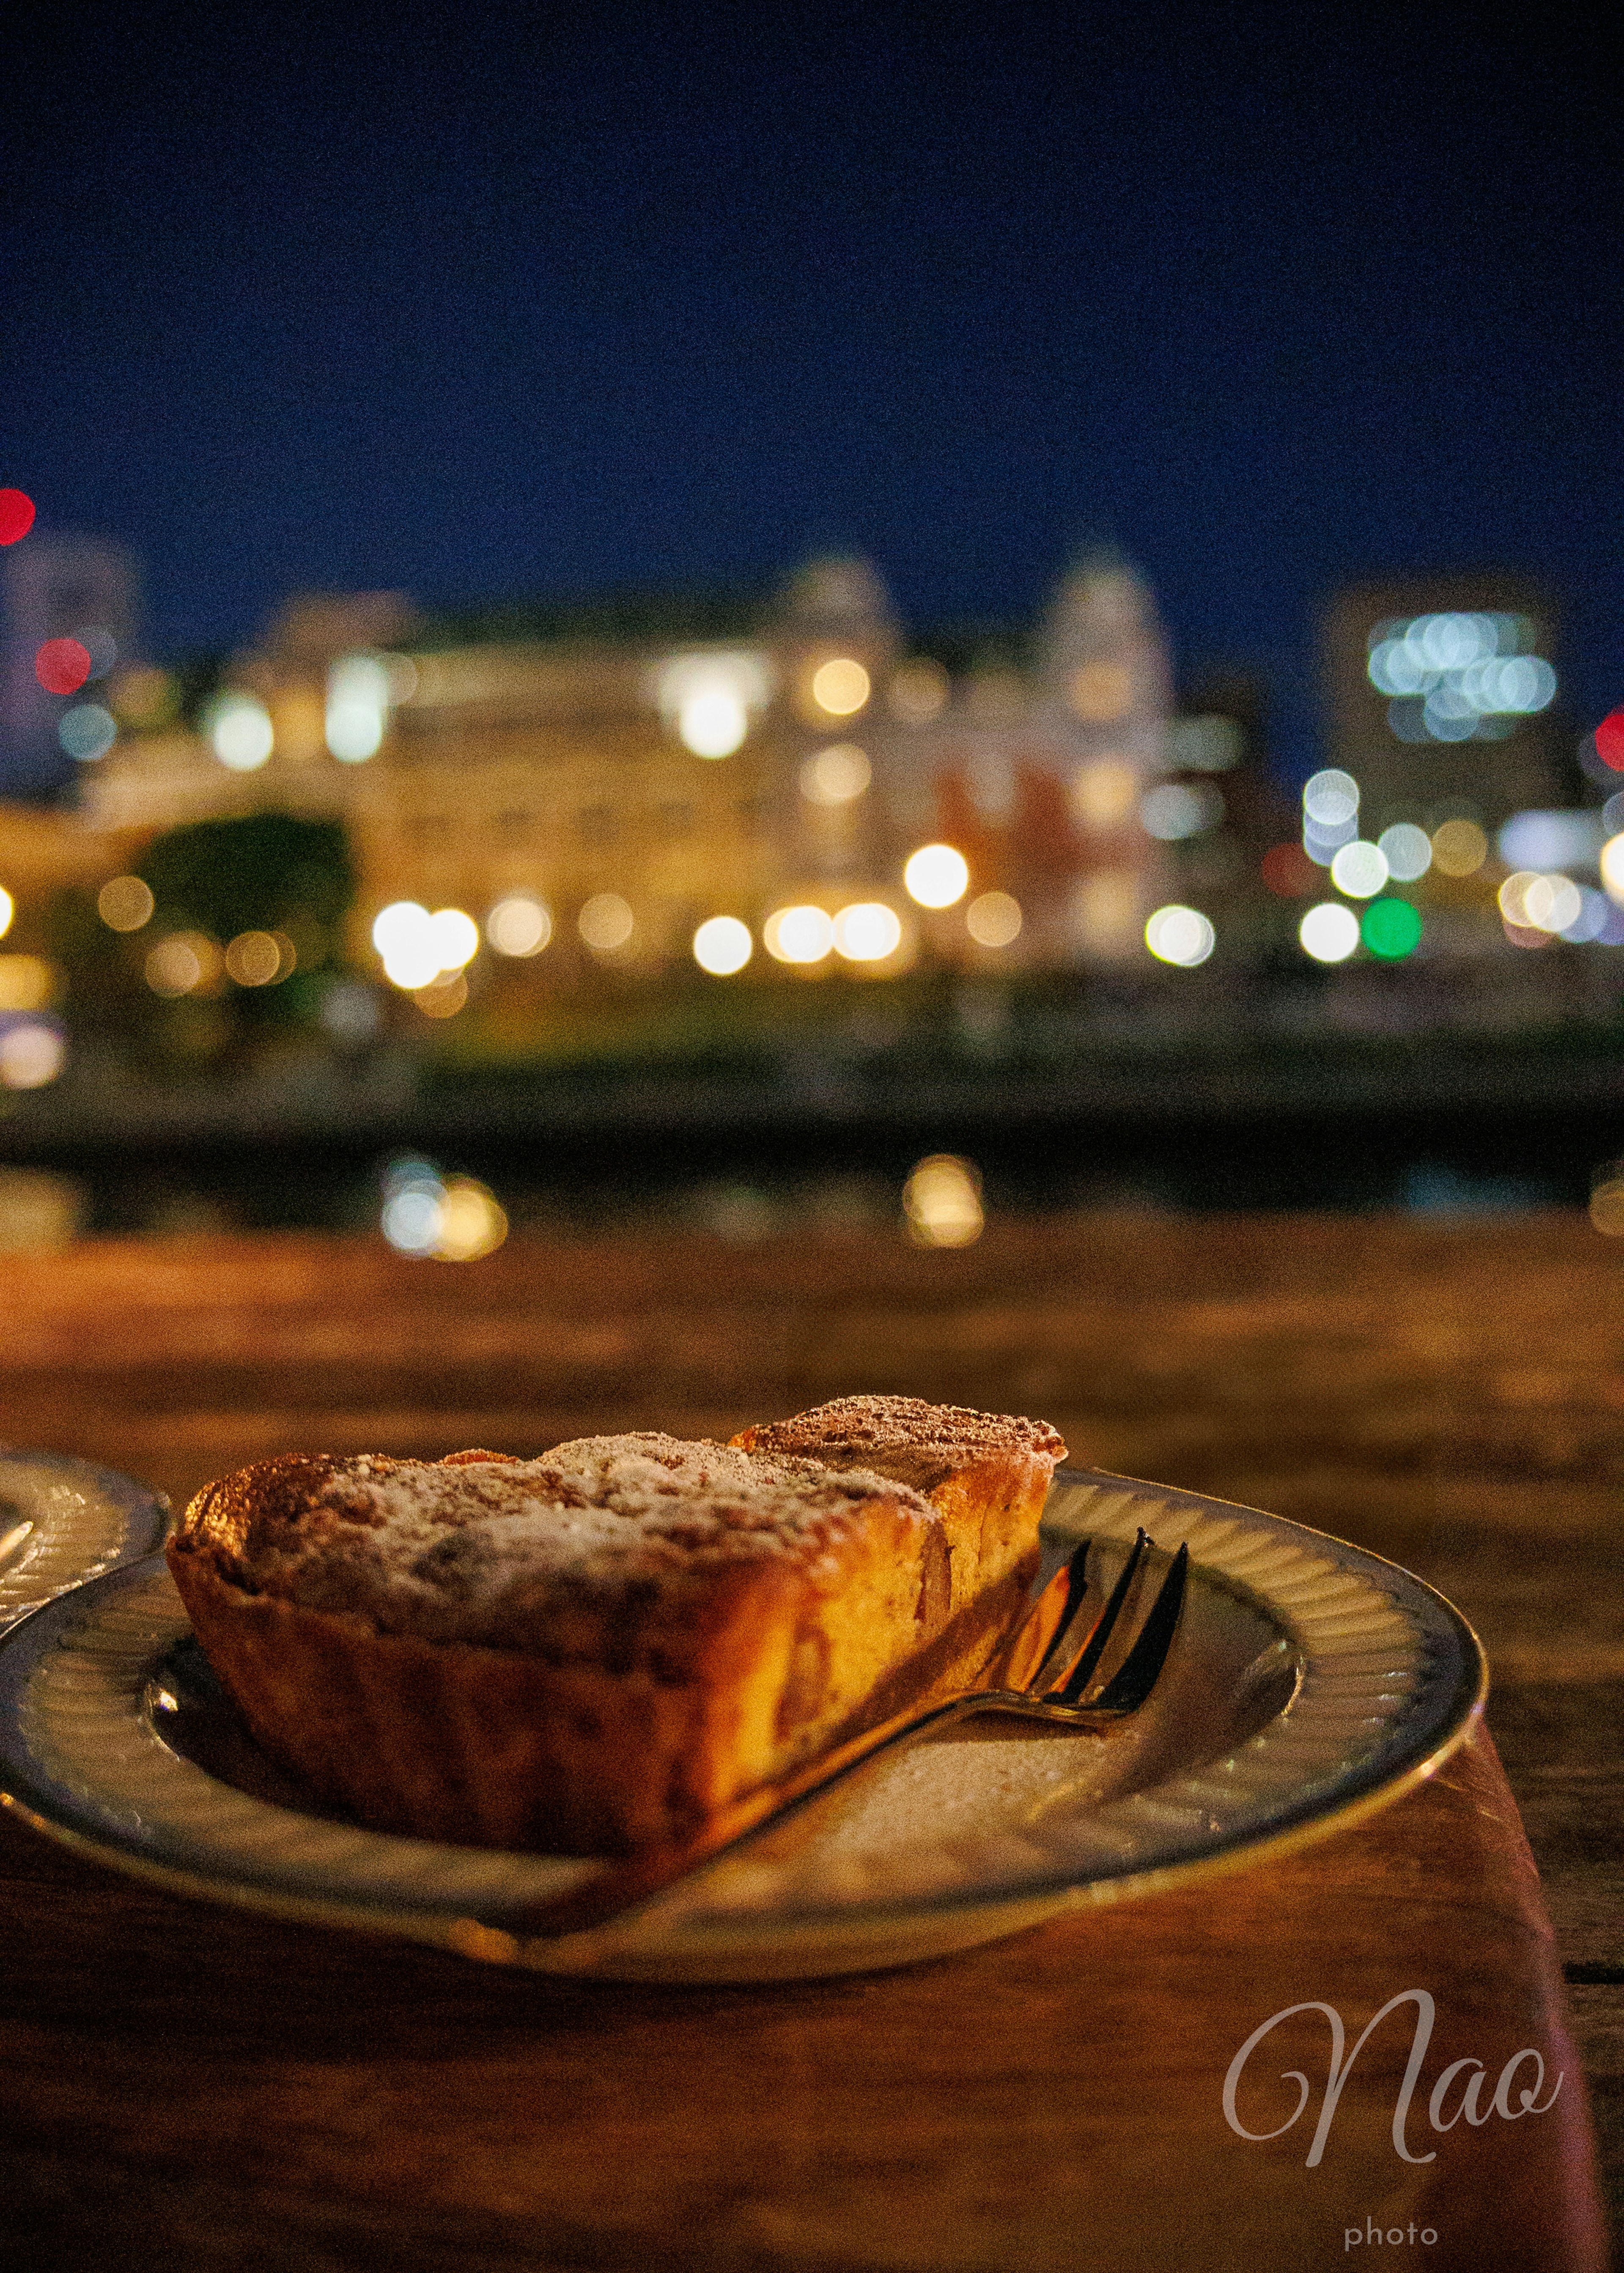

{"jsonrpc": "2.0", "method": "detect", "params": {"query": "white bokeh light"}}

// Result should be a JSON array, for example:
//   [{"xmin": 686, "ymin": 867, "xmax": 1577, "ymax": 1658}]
[
  {"xmin": 486, "ymin": 894, "xmax": 552, "ymax": 957},
  {"xmin": 326, "ymin": 654, "xmax": 392, "ymax": 762},
  {"xmin": 1330, "ymin": 841, "xmax": 1389, "ymax": 898},
  {"xmin": 428, "ymin": 908, "xmax": 479, "ymax": 970},
  {"xmin": 1144, "ymin": 905, "xmax": 1215, "ymax": 967},
  {"xmin": 1300, "ymin": 902, "xmax": 1361, "ymax": 962},
  {"xmin": 833, "ymin": 902, "xmax": 902, "ymax": 961},
  {"xmin": 657, "ymin": 652, "xmax": 771, "ymax": 759},
  {"xmin": 206, "ymin": 692, "xmax": 274, "ymax": 772},
  {"xmin": 692, "ymin": 916, "xmax": 753, "ymax": 975},
  {"xmin": 903, "ymin": 844, "xmax": 970, "ymax": 909},
  {"xmin": 763, "ymin": 905, "xmax": 835, "ymax": 964},
  {"xmin": 1303, "ymin": 770, "xmax": 1360, "ymax": 827}
]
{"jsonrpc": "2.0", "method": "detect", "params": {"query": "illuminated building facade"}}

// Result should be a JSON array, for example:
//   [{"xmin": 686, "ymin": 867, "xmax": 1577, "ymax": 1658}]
[{"xmin": 84, "ymin": 553, "xmax": 1177, "ymax": 982}]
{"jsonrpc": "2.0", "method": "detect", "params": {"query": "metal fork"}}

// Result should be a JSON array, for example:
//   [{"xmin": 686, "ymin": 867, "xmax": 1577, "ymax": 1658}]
[{"xmin": 515, "ymin": 1528, "xmax": 1189, "ymax": 1942}]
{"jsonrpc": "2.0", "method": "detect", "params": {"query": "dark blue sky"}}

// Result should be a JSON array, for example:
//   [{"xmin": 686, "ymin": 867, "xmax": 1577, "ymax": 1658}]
[{"xmin": 5, "ymin": 1, "xmax": 1620, "ymax": 769}]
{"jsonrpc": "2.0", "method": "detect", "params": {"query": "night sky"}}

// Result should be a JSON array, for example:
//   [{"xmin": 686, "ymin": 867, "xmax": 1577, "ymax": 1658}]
[{"xmin": 5, "ymin": 2, "xmax": 1621, "ymax": 771}]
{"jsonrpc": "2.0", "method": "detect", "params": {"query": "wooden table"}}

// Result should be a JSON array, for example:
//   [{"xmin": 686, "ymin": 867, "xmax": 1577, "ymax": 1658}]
[{"xmin": 0, "ymin": 1216, "xmax": 1616, "ymax": 2271}]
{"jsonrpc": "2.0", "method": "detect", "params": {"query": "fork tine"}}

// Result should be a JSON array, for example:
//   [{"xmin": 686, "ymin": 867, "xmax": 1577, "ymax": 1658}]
[
  {"xmin": 1048, "ymin": 1527, "xmax": 1149, "ymax": 1704},
  {"xmin": 1081, "ymin": 1541, "xmax": 1189, "ymax": 1714},
  {"xmin": 1008, "ymin": 1538, "xmax": 1095, "ymax": 1692}
]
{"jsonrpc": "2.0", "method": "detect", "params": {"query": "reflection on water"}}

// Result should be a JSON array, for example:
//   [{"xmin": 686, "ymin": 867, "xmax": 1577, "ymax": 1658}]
[{"xmin": 0, "ymin": 1132, "xmax": 1597, "ymax": 1252}]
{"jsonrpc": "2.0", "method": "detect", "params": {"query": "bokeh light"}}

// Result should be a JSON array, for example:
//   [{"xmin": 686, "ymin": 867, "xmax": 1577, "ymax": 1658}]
[
  {"xmin": 413, "ymin": 973, "xmax": 469, "ymax": 1018},
  {"xmin": 763, "ymin": 904, "xmax": 835, "ymax": 964},
  {"xmin": 658, "ymin": 652, "xmax": 770, "ymax": 758},
  {"xmin": 800, "ymin": 743, "xmax": 871, "ymax": 805},
  {"xmin": 1330, "ymin": 841, "xmax": 1389, "ymax": 898},
  {"xmin": 903, "ymin": 1154, "xmax": 985, "ymax": 1248},
  {"xmin": 1498, "ymin": 811, "xmax": 1605, "ymax": 870},
  {"xmin": 372, "ymin": 904, "xmax": 477, "ymax": 988},
  {"xmin": 0, "ymin": 888, "xmax": 13, "ymax": 938},
  {"xmin": 436, "ymin": 1176, "xmax": 508, "ymax": 1260},
  {"xmin": 1360, "ymin": 899, "xmax": 1423, "ymax": 959},
  {"xmin": 1069, "ymin": 759, "xmax": 1133, "ymax": 832},
  {"xmin": 811, "ymin": 658, "xmax": 870, "ymax": 716},
  {"xmin": 1069, "ymin": 757, "xmax": 1137, "ymax": 830},
  {"xmin": 58, "ymin": 704, "xmax": 117, "ymax": 762},
  {"xmin": 1302, "ymin": 769, "xmax": 1360, "ymax": 827},
  {"xmin": 1559, "ymin": 887, "xmax": 1614, "ymax": 943},
  {"xmin": 372, "ymin": 902, "xmax": 441, "ymax": 990},
  {"xmin": 0, "ymin": 490, "xmax": 36, "ymax": 545},
  {"xmin": 1528, "ymin": 876, "xmax": 1582, "ymax": 933},
  {"xmin": 0, "ymin": 1020, "xmax": 65, "ymax": 1089},
  {"xmin": 486, "ymin": 894, "xmax": 552, "ymax": 956},
  {"xmin": 1300, "ymin": 903, "xmax": 1361, "ymax": 962},
  {"xmin": 429, "ymin": 908, "xmax": 479, "ymax": 970},
  {"xmin": 1368, "ymin": 614, "xmax": 1558, "ymax": 736},
  {"xmin": 0, "ymin": 955, "xmax": 54, "ymax": 1012},
  {"xmin": 1597, "ymin": 834, "xmax": 1624, "ymax": 903},
  {"xmin": 145, "ymin": 932, "xmax": 222, "ymax": 998},
  {"xmin": 1595, "ymin": 712, "xmax": 1624, "ymax": 772},
  {"xmin": 692, "ymin": 916, "xmax": 753, "ymax": 975},
  {"xmin": 1261, "ymin": 843, "xmax": 1320, "ymax": 897},
  {"xmin": 319, "ymin": 979, "xmax": 382, "ymax": 1045},
  {"xmin": 832, "ymin": 902, "xmax": 902, "ymax": 961},
  {"xmin": 966, "ymin": 890, "xmax": 1022, "ymax": 948},
  {"xmin": 1492, "ymin": 873, "xmax": 1565, "ymax": 936},
  {"xmin": 224, "ymin": 931, "xmax": 289, "ymax": 987},
  {"xmin": 1429, "ymin": 818, "xmax": 1488, "ymax": 877},
  {"xmin": 903, "ymin": 844, "xmax": 969, "ymax": 908},
  {"xmin": 578, "ymin": 893, "xmax": 635, "ymax": 953},
  {"xmin": 1377, "ymin": 823, "xmax": 1432, "ymax": 881},
  {"xmin": 206, "ymin": 691, "xmax": 274, "ymax": 771},
  {"xmin": 326, "ymin": 653, "xmax": 392, "ymax": 762},
  {"xmin": 381, "ymin": 1161, "xmax": 506, "ymax": 1260},
  {"xmin": 678, "ymin": 684, "xmax": 748, "ymax": 757},
  {"xmin": 1590, "ymin": 1162, "xmax": 1624, "ymax": 1237},
  {"xmin": 1144, "ymin": 905, "xmax": 1215, "ymax": 967},
  {"xmin": 35, "ymin": 639, "xmax": 91, "ymax": 696}
]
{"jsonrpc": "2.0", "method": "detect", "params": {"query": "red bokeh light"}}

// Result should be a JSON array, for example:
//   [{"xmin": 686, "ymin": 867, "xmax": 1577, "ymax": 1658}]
[
  {"xmin": 36, "ymin": 638, "xmax": 92, "ymax": 696},
  {"xmin": 1261, "ymin": 842, "xmax": 1320, "ymax": 897},
  {"xmin": 1594, "ymin": 710, "xmax": 1624, "ymax": 772},
  {"xmin": 0, "ymin": 490, "xmax": 36, "ymax": 546}
]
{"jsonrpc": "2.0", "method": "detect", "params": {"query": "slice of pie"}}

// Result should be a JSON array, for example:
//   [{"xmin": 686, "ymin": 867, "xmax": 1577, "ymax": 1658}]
[{"xmin": 165, "ymin": 1400, "xmax": 1065, "ymax": 1854}]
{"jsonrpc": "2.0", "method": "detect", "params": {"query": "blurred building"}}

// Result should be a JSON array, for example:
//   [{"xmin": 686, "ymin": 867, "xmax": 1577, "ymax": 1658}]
[
  {"xmin": 1, "ymin": 535, "xmax": 140, "ymax": 799},
  {"xmin": 1321, "ymin": 577, "xmax": 1565, "ymax": 834},
  {"xmin": 84, "ymin": 553, "xmax": 1177, "ymax": 979},
  {"xmin": 899, "ymin": 551, "xmax": 1175, "ymax": 963}
]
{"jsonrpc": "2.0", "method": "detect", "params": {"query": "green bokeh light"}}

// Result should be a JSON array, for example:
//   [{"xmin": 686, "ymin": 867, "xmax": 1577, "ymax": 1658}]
[{"xmin": 1361, "ymin": 897, "xmax": 1423, "ymax": 959}]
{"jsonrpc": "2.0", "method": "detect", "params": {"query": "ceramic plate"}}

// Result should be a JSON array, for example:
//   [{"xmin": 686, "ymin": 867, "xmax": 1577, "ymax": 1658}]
[
  {"xmin": 0, "ymin": 1469, "xmax": 1484, "ymax": 1982},
  {"xmin": 0, "ymin": 1448, "xmax": 169, "ymax": 1634}
]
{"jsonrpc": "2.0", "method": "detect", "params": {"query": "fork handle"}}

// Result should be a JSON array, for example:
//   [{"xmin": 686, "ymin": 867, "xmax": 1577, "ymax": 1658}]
[{"xmin": 500, "ymin": 1689, "xmax": 1000, "ymax": 1943}]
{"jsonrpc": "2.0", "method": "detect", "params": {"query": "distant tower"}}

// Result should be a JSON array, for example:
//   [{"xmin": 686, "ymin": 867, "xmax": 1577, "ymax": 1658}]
[
  {"xmin": 0, "ymin": 535, "xmax": 140, "ymax": 800},
  {"xmin": 1031, "ymin": 548, "xmax": 1173, "ymax": 961},
  {"xmin": 770, "ymin": 555, "xmax": 902, "ymax": 883}
]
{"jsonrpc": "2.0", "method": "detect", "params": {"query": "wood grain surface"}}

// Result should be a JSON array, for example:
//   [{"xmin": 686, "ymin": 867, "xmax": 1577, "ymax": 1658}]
[{"xmin": 0, "ymin": 1214, "xmax": 1617, "ymax": 2271}]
